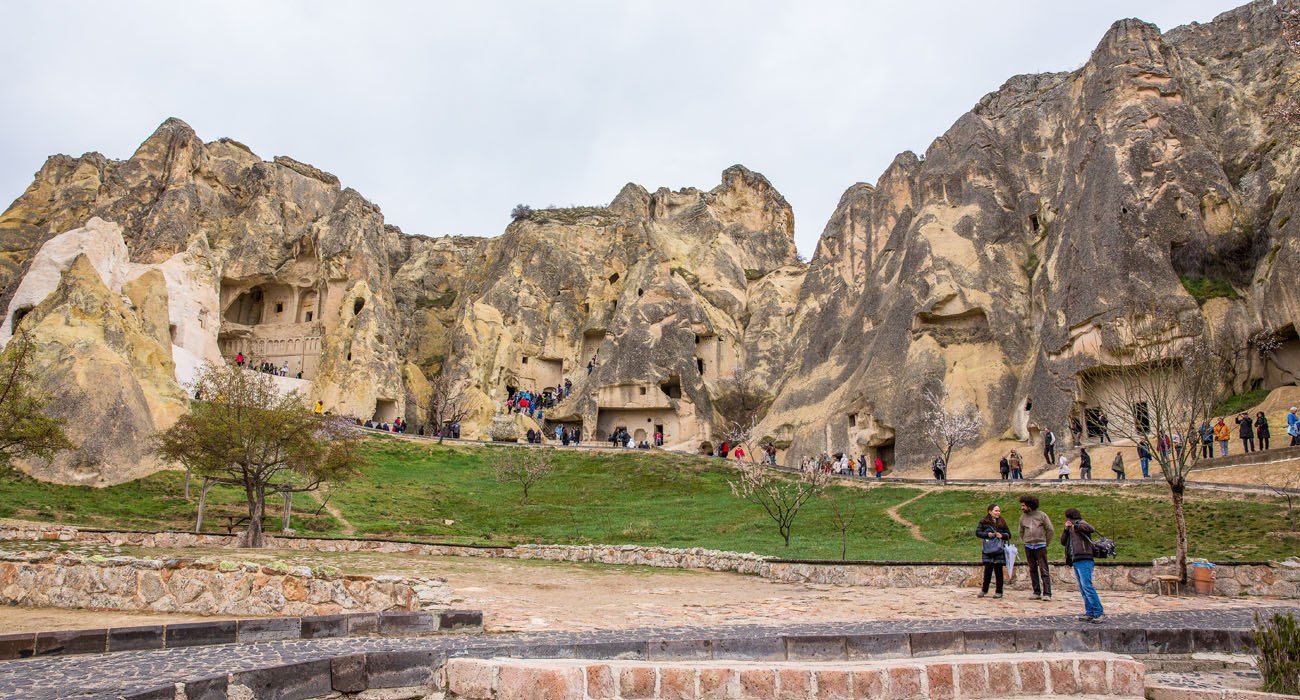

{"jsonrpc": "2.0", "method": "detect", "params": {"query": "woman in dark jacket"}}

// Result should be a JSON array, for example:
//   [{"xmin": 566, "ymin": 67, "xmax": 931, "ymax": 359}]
[
  {"xmin": 976, "ymin": 504, "xmax": 1011, "ymax": 598},
  {"xmin": 1256, "ymin": 412, "xmax": 1271, "ymax": 451}
]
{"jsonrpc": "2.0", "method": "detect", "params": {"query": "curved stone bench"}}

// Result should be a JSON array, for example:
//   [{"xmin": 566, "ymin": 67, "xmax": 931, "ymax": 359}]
[{"xmin": 445, "ymin": 653, "xmax": 1147, "ymax": 699}]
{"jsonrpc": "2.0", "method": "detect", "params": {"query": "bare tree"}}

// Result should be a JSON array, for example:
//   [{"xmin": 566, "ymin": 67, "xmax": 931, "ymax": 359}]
[
  {"xmin": 426, "ymin": 369, "xmax": 473, "ymax": 444},
  {"xmin": 921, "ymin": 386, "xmax": 983, "ymax": 471},
  {"xmin": 713, "ymin": 363, "xmax": 771, "ymax": 460},
  {"xmin": 824, "ymin": 491, "xmax": 860, "ymax": 561},
  {"xmin": 728, "ymin": 460, "xmax": 830, "ymax": 547},
  {"xmin": 1077, "ymin": 311, "xmax": 1224, "ymax": 583},
  {"xmin": 493, "ymin": 447, "xmax": 554, "ymax": 505},
  {"xmin": 510, "ymin": 204, "xmax": 534, "ymax": 220},
  {"xmin": 1266, "ymin": 473, "xmax": 1300, "ymax": 533}
]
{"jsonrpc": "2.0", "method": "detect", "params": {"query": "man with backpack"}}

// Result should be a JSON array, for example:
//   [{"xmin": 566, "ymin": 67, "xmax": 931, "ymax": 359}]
[{"xmin": 1061, "ymin": 507, "xmax": 1106, "ymax": 623}]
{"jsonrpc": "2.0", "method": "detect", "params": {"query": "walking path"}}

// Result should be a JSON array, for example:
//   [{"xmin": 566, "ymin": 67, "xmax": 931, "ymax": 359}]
[
  {"xmin": 883, "ymin": 490, "xmax": 931, "ymax": 542},
  {"xmin": 1, "ymin": 606, "xmax": 1292, "ymax": 699}
]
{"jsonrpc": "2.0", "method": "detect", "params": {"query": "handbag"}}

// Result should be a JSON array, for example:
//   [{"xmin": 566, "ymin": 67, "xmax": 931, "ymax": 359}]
[
  {"xmin": 982, "ymin": 537, "xmax": 1005, "ymax": 556},
  {"xmin": 1085, "ymin": 532, "xmax": 1118, "ymax": 558}
]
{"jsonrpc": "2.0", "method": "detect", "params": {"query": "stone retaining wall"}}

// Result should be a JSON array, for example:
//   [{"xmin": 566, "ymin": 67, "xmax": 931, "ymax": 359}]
[
  {"xmin": 444, "ymin": 654, "xmax": 1147, "ymax": 700},
  {"xmin": 4, "ymin": 524, "xmax": 1298, "ymax": 597},
  {"xmin": 0, "ymin": 550, "xmax": 450, "ymax": 616}
]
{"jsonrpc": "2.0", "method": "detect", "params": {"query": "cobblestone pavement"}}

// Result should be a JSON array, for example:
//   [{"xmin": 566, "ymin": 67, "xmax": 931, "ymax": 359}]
[{"xmin": 0, "ymin": 605, "xmax": 1295, "ymax": 699}]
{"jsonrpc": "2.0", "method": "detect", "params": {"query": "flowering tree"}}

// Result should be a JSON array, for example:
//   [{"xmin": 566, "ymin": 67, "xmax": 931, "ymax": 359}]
[
  {"xmin": 728, "ymin": 460, "xmax": 830, "ymax": 546},
  {"xmin": 1077, "ymin": 311, "xmax": 1224, "ymax": 583},
  {"xmin": 921, "ymin": 386, "xmax": 983, "ymax": 471}
]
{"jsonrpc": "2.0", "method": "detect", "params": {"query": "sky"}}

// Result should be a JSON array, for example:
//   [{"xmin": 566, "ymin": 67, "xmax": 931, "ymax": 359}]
[{"xmin": 0, "ymin": 1, "xmax": 1245, "ymax": 255}]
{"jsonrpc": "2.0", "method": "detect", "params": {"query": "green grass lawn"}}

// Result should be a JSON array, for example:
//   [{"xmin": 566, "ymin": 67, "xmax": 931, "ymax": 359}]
[{"xmin": 0, "ymin": 436, "xmax": 1294, "ymax": 562}]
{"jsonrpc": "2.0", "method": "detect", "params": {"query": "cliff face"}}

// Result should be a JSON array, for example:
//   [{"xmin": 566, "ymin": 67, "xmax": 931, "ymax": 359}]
[
  {"xmin": 1, "ymin": 0, "xmax": 1297, "ymax": 483},
  {"xmin": 759, "ymin": 0, "xmax": 1300, "ymax": 470}
]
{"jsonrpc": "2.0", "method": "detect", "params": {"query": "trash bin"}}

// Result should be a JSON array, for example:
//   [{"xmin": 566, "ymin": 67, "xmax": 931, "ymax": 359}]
[{"xmin": 1190, "ymin": 562, "xmax": 1216, "ymax": 595}]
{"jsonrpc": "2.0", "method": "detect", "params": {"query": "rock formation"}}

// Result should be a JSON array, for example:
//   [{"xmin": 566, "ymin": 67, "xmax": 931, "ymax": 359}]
[{"xmin": 0, "ymin": 0, "xmax": 1297, "ymax": 483}]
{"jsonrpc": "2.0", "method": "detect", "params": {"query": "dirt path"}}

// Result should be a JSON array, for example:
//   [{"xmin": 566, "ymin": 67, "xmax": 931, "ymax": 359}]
[
  {"xmin": 308, "ymin": 486, "xmax": 355, "ymax": 536},
  {"xmin": 885, "ymin": 490, "xmax": 931, "ymax": 542}
]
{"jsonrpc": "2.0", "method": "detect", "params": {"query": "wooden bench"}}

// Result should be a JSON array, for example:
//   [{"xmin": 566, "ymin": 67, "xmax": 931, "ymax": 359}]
[{"xmin": 1154, "ymin": 574, "xmax": 1181, "ymax": 596}]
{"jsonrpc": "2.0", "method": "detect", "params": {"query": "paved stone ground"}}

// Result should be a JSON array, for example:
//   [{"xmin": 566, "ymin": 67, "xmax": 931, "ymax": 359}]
[{"xmin": 1, "ymin": 605, "xmax": 1295, "ymax": 699}]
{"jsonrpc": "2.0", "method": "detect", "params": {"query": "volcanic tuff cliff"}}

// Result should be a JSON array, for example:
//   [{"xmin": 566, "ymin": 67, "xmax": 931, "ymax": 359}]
[{"xmin": 0, "ymin": 0, "xmax": 1298, "ymax": 484}]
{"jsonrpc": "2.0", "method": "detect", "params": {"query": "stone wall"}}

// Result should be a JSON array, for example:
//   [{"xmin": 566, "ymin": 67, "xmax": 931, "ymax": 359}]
[
  {"xmin": 0, "ymin": 550, "xmax": 450, "ymax": 616},
  {"xmin": 4, "ymin": 524, "xmax": 1297, "ymax": 598}
]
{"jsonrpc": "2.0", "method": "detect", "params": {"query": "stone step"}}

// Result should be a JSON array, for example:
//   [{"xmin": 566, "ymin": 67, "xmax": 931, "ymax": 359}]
[{"xmin": 445, "ymin": 652, "xmax": 1146, "ymax": 700}]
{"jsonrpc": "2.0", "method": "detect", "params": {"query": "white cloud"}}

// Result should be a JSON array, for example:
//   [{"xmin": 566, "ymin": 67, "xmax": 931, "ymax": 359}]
[{"xmin": 0, "ymin": 0, "xmax": 1244, "ymax": 253}]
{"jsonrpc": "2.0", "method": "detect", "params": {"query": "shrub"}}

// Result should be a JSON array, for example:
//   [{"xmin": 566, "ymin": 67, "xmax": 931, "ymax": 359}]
[
  {"xmin": 1021, "ymin": 253, "xmax": 1039, "ymax": 279},
  {"xmin": 1253, "ymin": 612, "xmax": 1300, "ymax": 695},
  {"xmin": 510, "ymin": 204, "xmax": 533, "ymax": 220},
  {"xmin": 1180, "ymin": 275, "xmax": 1239, "ymax": 303}
]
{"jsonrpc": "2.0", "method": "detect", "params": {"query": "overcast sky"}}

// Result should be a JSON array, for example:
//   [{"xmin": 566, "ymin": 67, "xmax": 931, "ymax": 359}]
[{"xmin": 0, "ymin": 1, "xmax": 1244, "ymax": 255}]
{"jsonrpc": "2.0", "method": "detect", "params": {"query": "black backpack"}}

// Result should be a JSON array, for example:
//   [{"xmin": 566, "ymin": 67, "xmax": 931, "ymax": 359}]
[{"xmin": 1087, "ymin": 532, "xmax": 1118, "ymax": 559}]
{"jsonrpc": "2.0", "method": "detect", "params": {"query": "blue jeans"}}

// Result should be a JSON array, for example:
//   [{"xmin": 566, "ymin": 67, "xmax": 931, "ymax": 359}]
[
  {"xmin": 1140, "ymin": 458, "xmax": 1150, "ymax": 478},
  {"xmin": 1073, "ymin": 560, "xmax": 1104, "ymax": 618}
]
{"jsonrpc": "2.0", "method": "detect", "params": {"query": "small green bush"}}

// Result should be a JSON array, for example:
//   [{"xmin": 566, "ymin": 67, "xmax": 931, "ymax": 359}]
[
  {"xmin": 1214, "ymin": 389, "xmax": 1271, "ymax": 417},
  {"xmin": 1253, "ymin": 612, "xmax": 1300, "ymax": 695},
  {"xmin": 744, "ymin": 269, "xmax": 766, "ymax": 281},
  {"xmin": 1180, "ymin": 275, "xmax": 1239, "ymax": 303},
  {"xmin": 1021, "ymin": 253, "xmax": 1039, "ymax": 279}
]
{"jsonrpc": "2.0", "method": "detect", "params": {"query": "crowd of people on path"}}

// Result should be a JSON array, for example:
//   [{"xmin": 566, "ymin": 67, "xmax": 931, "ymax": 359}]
[
  {"xmin": 232, "ymin": 351, "xmax": 302, "ymax": 379},
  {"xmin": 974, "ymin": 495, "xmax": 1108, "ymax": 623},
  {"xmin": 504, "ymin": 379, "xmax": 575, "ymax": 422},
  {"xmin": 801, "ymin": 451, "xmax": 889, "ymax": 478}
]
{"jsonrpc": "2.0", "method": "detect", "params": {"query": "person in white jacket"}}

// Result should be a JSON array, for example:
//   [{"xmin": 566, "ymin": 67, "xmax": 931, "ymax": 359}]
[{"xmin": 1057, "ymin": 454, "xmax": 1071, "ymax": 480}]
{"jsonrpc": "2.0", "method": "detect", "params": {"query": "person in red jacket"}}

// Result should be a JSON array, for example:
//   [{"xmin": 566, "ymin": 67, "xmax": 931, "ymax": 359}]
[{"xmin": 874, "ymin": 455, "xmax": 885, "ymax": 479}]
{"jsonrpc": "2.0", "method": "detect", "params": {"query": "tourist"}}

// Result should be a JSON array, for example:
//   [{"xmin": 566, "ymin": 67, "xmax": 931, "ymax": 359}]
[
  {"xmin": 1078, "ymin": 446, "xmax": 1092, "ymax": 480},
  {"xmin": 1289, "ymin": 407, "xmax": 1300, "ymax": 446},
  {"xmin": 1157, "ymin": 433, "xmax": 1171, "ymax": 462},
  {"xmin": 654, "ymin": 430, "xmax": 663, "ymax": 446},
  {"xmin": 526, "ymin": 428, "xmax": 536, "ymax": 444},
  {"xmin": 1236, "ymin": 412, "xmax": 1255, "ymax": 453},
  {"xmin": 1256, "ymin": 411, "xmax": 1271, "ymax": 451},
  {"xmin": 1069, "ymin": 414, "xmax": 1083, "ymax": 445},
  {"xmin": 1061, "ymin": 507, "xmax": 1104, "ymax": 622},
  {"xmin": 280, "ymin": 363, "xmax": 289, "ymax": 377},
  {"xmin": 1018, "ymin": 495, "xmax": 1054, "ymax": 601},
  {"xmin": 734, "ymin": 445, "xmax": 747, "ymax": 461},
  {"xmin": 1057, "ymin": 454, "xmax": 1070, "ymax": 480},
  {"xmin": 857, "ymin": 454, "xmax": 867, "ymax": 477},
  {"xmin": 719, "ymin": 440, "xmax": 730, "ymax": 458},
  {"xmin": 998, "ymin": 455, "xmax": 1010, "ymax": 480},
  {"xmin": 1213, "ymin": 417, "xmax": 1231, "ymax": 457},
  {"xmin": 1111, "ymin": 451, "xmax": 1126, "ymax": 480},
  {"xmin": 1199, "ymin": 421, "xmax": 1215, "ymax": 458},
  {"xmin": 1043, "ymin": 428, "xmax": 1057, "ymax": 465},
  {"xmin": 1137, "ymin": 440, "xmax": 1152, "ymax": 478},
  {"xmin": 874, "ymin": 455, "xmax": 885, "ymax": 478},
  {"xmin": 626, "ymin": 434, "xmax": 635, "ymax": 449},
  {"xmin": 313, "ymin": 401, "xmax": 324, "ymax": 414},
  {"xmin": 932, "ymin": 456, "xmax": 947, "ymax": 482},
  {"xmin": 837, "ymin": 452, "xmax": 849, "ymax": 474},
  {"xmin": 234, "ymin": 352, "xmax": 245, "ymax": 367},
  {"xmin": 1097, "ymin": 411, "xmax": 1111, "ymax": 443},
  {"xmin": 1008, "ymin": 450, "xmax": 1023, "ymax": 480},
  {"xmin": 976, "ymin": 504, "xmax": 1011, "ymax": 598}
]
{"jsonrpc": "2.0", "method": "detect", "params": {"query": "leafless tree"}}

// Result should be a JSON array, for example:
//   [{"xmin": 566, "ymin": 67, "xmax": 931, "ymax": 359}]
[
  {"xmin": 728, "ymin": 460, "xmax": 830, "ymax": 546},
  {"xmin": 492, "ymin": 447, "xmax": 554, "ymax": 505},
  {"xmin": 426, "ymin": 369, "xmax": 473, "ymax": 444},
  {"xmin": 1266, "ymin": 472, "xmax": 1300, "ymax": 533},
  {"xmin": 824, "ymin": 491, "xmax": 860, "ymax": 561},
  {"xmin": 921, "ymin": 386, "xmax": 983, "ymax": 470},
  {"xmin": 713, "ymin": 363, "xmax": 771, "ymax": 460},
  {"xmin": 1077, "ymin": 311, "xmax": 1224, "ymax": 583},
  {"xmin": 511, "ymin": 204, "xmax": 534, "ymax": 220}
]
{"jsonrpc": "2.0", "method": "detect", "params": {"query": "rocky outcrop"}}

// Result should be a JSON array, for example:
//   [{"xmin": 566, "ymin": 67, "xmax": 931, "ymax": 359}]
[
  {"xmin": 2, "ymin": 1, "xmax": 1298, "ymax": 481},
  {"xmin": 758, "ymin": 0, "xmax": 1300, "ymax": 470}
]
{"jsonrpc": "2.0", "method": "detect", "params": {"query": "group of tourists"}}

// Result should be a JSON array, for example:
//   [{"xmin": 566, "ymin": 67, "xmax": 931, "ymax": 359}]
[
  {"xmin": 803, "ymin": 452, "xmax": 889, "ymax": 478},
  {"xmin": 551, "ymin": 424, "xmax": 583, "ymax": 446},
  {"xmin": 231, "ymin": 352, "xmax": 301, "ymax": 379},
  {"xmin": 363, "ymin": 416, "xmax": 408, "ymax": 433},
  {"xmin": 976, "ymin": 495, "xmax": 1107, "ymax": 623},
  {"xmin": 607, "ymin": 428, "xmax": 652, "ymax": 449}
]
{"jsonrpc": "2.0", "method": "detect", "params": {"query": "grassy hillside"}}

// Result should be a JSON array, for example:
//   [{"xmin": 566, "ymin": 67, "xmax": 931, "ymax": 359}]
[{"xmin": 0, "ymin": 436, "xmax": 1293, "ymax": 562}]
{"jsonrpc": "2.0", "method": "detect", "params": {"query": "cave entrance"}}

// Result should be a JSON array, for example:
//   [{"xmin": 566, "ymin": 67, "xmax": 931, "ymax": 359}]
[
  {"xmin": 660, "ymin": 375, "xmax": 682, "ymax": 399},
  {"xmin": 224, "ymin": 286, "xmax": 265, "ymax": 325},
  {"xmin": 372, "ymin": 399, "xmax": 398, "ymax": 424},
  {"xmin": 10, "ymin": 306, "xmax": 33, "ymax": 330}
]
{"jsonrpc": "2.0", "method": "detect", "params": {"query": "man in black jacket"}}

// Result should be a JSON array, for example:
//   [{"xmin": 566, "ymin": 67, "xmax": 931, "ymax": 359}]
[{"xmin": 1061, "ymin": 508, "xmax": 1104, "ymax": 622}]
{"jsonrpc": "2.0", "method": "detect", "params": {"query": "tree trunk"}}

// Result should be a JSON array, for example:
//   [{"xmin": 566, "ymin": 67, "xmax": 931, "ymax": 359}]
[
  {"xmin": 840, "ymin": 527, "xmax": 847, "ymax": 560},
  {"xmin": 244, "ymin": 485, "xmax": 266, "ymax": 548},
  {"xmin": 194, "ymin": 479, "xmax": 212, "ymax": 533},
  {"xmin": 780, "ymin": 524, "xmax": 791, "ymax": 546},
  {"xmin": 1170, "ymin": 482, "xmax": 1189, "ymax": 584},
  {"xmin": 281, "ymin": 491, "xmax": 292, "ymax": 532},
  {"xmin": 184, "ymin": 467, "xmax": 191, "ymax": 501}
]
